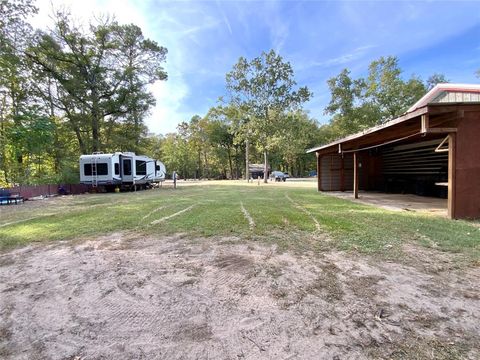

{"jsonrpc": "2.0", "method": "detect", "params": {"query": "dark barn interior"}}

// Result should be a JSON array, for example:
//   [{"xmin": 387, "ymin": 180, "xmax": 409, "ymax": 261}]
[{"xmin": 319, "ymin": 137, "xmax": 449, "ymax": 198}]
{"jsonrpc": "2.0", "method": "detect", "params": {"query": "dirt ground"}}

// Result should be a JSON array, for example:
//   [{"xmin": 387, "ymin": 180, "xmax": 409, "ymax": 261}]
[
  {"xmin": 1, "ymin": 233, "xmax": 479, "ymax": 359},
  {"xmin": 326, "ymin": 191, "xmax": 448, "ymax": 216}
]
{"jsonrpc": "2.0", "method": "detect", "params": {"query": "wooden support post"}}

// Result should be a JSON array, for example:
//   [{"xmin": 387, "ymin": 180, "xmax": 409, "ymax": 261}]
[
  {"xmin": 448, "ymin": 133, "xmax": 456, "ymax": 219},
  {"xmin": 340, "ymin": 155, "xmax": 345, "ymax": 191},
  {"xmin": 329, "ymin": 155, "xmax": 333, "ymax": 191},
  {"xmin": 421, "ymin": 114, "xmax": 429, "ymax": 133},
  {"xmin": 316, "ymin": 152, "xmax": 322, "ymax": 192},
  {"xmin": 353, "ymin": 151, "xmax": 359, "ymax": 199}
]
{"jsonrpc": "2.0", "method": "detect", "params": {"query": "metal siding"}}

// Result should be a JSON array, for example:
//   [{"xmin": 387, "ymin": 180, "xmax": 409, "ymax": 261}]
[
  {"xmin": 433, "ymin": 91, "xmax": 480, "ymax": 104},
  {"xmin": 321, "ymin": 155, "xmax": 349, "ymax": 191},
  {"xmin": 381, "ymin": 139, "xmax": 448, "ymax": 176},
  {"xmin": 453, "ymin": 110, "xmax": 480, "ymax": 218},
  {"xmin": 432, "ymin": 92, "xmax": 447, "ymax": 103},
  {"xmin": 330, "ymin": 155, "xmax": 342, "ymax": 191},
  {"xmin": 320, "ymin": 156, "xmax": 331, "ymax": 190},
  {"xmin": 343, "ymin": 154, "xmax": 354, "ymax": 190}
]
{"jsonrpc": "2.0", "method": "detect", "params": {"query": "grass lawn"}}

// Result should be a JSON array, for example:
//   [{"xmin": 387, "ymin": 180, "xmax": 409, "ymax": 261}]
[
  {"xmin": 2, "ymin": 181, "xmax": 479, "ymax": 359},
  {"xmin": 1, "ymin": 181, "xmax": 479, "ymax": 262}
]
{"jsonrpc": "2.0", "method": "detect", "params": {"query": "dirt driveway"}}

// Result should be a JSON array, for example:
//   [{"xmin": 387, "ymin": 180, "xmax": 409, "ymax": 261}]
[{"xmin": 1, "ymin": 234, "xmax": 479, "ymax": 359}]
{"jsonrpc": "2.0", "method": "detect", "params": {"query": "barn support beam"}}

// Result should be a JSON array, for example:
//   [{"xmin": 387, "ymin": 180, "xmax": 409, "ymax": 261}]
[
  {"xmin": 316, "ymin": 152, "xmax": 322, "ymax": 192},
  {"xmin": 421, "ymin": 114, "xmax": 429, "ymax": 133},
  {"xmin": 425, "ymin": 127, "xmax": 457, "ymax": 133},
  {"xmin": 448, "ymin": 133, "xmax": 456, "ymax": 219},
  {"xmin": 353, "ymin": 151, "xmax": 359, "ymax": 199},
  {"xmin": 340, "ymin": 155, "xmax": 345, "ymax": 191}
]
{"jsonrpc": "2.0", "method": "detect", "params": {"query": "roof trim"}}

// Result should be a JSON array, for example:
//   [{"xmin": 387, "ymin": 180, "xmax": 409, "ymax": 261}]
[
  {"xmin": 306, "ymin": 106, "xmax": 428, "ymax": 153},
  {"xmin": 307, "ymin": 83, "xmax": 480, "ymax": 154},
  {"xmin": 408, "ymin": 83, "xmax": 480, "ymax": 112}
]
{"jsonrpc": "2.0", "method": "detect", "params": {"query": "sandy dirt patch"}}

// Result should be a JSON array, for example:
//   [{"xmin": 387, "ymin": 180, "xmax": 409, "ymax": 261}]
[
  {"xmin": 0, "ymin": 234, "xmax": 478, "ymax": 359},
  {"xmin": 325, "ymin": 191, "xmax": 448, "ymax": 216}
]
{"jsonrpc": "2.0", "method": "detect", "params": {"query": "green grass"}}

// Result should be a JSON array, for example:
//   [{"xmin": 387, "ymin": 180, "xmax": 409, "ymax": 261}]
[{"xmin": 1, "ymin": 183, "xmax": 479, "ymax": 261}]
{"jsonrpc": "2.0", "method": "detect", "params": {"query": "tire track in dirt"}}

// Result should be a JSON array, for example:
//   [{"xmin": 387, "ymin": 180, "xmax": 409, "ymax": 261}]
[
  {"xmin": 3, "ymin": 234, "xmax": 479, "ymax": 359},
  {"xmin": 0, "ymin": 202, "xmax": 125, "ymax": 229},
  {"xmin": 285, "ymin": 193, "xmax": 322, "ymax": 232},
  {"xmin": 137, "ymin": 206, "xmax": 167, "ymax": 227},
  {"xmin": 150, "ymin": 204, "xmax": 196, "ymax": 225},
  {"xmin": 0, "ymin": 216, "xmax": 51, "ymax": 228},
  {"xmin": 240, "ymin": 202, "xmax": 255, "ymax": 230},
  {"xmin": 206, "ymin": 253, "xmax": 256, "ymax": 293}
]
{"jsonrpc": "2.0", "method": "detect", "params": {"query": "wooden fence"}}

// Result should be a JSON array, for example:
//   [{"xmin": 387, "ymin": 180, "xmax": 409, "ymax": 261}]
[{"xmin": 6, "ymin": 184, "xmax": 92, "ymax": 199}]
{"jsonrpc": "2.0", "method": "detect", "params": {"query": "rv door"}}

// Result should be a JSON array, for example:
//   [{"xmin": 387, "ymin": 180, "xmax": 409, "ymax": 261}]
[{"xmin": 121, "ymin": 156, "xmax": 134, "ymax": 182}]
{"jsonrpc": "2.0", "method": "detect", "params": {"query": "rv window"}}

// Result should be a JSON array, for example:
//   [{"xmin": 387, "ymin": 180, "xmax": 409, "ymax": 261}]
[
  {"xmin": 114, "ymin": 163, "xmax": 120, "ymax": 175},
  {"xmin": 156, "ymin": 165, "xmax": 160, "ymax": 171},
  {"xmin": 123, "ymin": 159, "xmax": 132, "ymax": 175},
  {"xmin": 84, "ymin": 163, "xmax": 108, "ymax": 176},
  {"xmin": 136, "ymin": 160, "xmax": 147, "ymax": 175},
  {"xmin": 96, "ymin": 163, "xmax": 108, "ymax": 175}
]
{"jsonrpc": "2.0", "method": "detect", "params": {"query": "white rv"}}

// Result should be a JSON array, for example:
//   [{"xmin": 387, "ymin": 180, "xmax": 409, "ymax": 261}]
[{"xmin": 79, "ymin": 152, "xmax": 166, "ymax": 190}]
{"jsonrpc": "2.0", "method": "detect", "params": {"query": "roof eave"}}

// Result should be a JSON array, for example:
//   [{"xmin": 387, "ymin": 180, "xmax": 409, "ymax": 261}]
[{"xmin": 306, "ymin": 106, "xmax": 428, "ymax": 154}]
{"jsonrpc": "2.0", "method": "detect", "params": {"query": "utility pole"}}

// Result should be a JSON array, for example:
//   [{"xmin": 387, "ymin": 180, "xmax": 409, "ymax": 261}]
[{"xmin": 245, "ymin": 137, "xmax": 249, "ymax": 182}]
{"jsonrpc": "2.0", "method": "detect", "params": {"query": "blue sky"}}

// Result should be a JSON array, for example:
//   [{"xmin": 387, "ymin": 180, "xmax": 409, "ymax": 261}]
[{"xmin": 33, "ymin": 0, "xmax": 480, "ymax": 134}]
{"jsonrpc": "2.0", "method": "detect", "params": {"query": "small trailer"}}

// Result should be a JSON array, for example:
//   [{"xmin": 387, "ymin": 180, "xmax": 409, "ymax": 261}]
[{"xmin": 79, "ymin": 152, "xmax": 166, "ymax": 191}]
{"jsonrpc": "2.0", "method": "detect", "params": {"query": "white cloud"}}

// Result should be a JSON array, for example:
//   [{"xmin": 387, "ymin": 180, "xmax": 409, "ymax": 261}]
[
  {"xmin": 215, "ymin": 0, "xmax": 233, "ymax": 36},
  {"xmin": 313, "ymin": 45, "xmax": 377, "ymax": 68},
  {"xmin": 146, "ymin": 78, "xmax": 190, "ymax": 134},
  {"xmin": 32, "ymin": 0, "xmax": 149, "ymax": 34},
  {"xmin": 264, "ymin": 1, "xmax": 289, "ymax": 53},
  {"xmin": 29, "ymin": 0, "xmax": 480, "ymax": 135}
]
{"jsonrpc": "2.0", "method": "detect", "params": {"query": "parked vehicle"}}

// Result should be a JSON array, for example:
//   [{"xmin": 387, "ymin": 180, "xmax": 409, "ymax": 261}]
[
  {"xmin": 270, "ymin": 171, "xmax": 287, "ymax": 182},
  {"xmin": 79, "ymin": 152, "xmax": 166, "ymax": 191}
]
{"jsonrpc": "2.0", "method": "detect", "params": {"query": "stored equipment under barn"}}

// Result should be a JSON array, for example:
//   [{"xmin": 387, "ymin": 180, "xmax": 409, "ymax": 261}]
[{"xmin": 307, "ymin": 84, "xmax": 480, "ymax": 219}]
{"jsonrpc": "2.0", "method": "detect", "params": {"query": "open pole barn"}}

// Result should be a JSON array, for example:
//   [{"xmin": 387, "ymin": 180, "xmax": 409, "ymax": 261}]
[{"xmin": 307, "ymin": 84, "xmax": 480, "ymax": 219}]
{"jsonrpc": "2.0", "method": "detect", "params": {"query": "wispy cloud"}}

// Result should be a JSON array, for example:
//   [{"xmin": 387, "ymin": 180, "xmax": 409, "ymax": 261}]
[
  {"xmin": 216, "ymin": 0, "xmax": 233, "ymax": 35},
  {"xmin": 32, "ymin": 0, "xmax": 150, "ymax": 35},
  {"xmin": 146, "ymin": 77, "xmax": 192, "ymax": 134},
  {"xmin": 263, "ymin": 1, "xmax": 289, "ymax": 53},
  {"xmin": 32, "ymin": 0, "xmax": 480, "ymax": 134},
  {"xmin": 312, "ymin": 45, "xmax": 377, "ymax": 68},
  {"xmin": 180, "ymin": 20, "xmax": 222, "ymax": 37}
]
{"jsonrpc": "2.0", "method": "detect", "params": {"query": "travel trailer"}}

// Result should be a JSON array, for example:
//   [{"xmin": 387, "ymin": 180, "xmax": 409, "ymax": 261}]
[{"xmin": 79, "ymin": 152, "xmax": 166, "ymax": 190}]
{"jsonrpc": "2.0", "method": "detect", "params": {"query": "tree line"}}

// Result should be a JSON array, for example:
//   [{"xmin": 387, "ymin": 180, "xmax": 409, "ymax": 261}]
[
  {"xmin": 160, "ymin": 54, "xmax": 456, "ymax": 182},
  {"xmin": 1, "ymin": 0, "xmax": 475, "ymax": 186},
  {"xmin": 0, "ymin": 0, "xmax": 167, "ymax": 186}
]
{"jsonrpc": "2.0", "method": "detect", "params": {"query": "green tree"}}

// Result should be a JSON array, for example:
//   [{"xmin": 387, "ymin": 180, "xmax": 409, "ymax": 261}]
[
  {"xmin": 0, "ymin": 0, "xmax": 38, "ymax": 184},
  {"xmin": 27, "ymin": 11, "xmax": 167, "ymax": 153},
  {"xmin": 187, "ymin": 115, "xmax": 209, "ymax": 179},
  {"xmin": 275, "ymin": 110, "xmax": 320, "ymax": 176},
  {"xmin": 426, "ymin": 73, "xmax": 449, "ymax": 90},
  {"xmin": 218, "ymin": 103, "xmax": 252, "ymax": 180},
  {"xmin": 365, "ymin": 56, "xmax": 426, "ymax": 122},
  {"xmin": 204, "ymin": 107, "xmax": 236, "ymax": 179},
  {"xmin": 6, "ymin": 110, "xmax": 55, "ymax": 183},
  {"xmin": 226, "ymin": 49, "xmax": 311, "ymax": 182},
  {"xmin": 324, "ymin": 69, "xmax": 379, "ymax": 137},
  {"xmin": 324, "ymin": 56, "xmax": 431, "ymax": 143}
]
